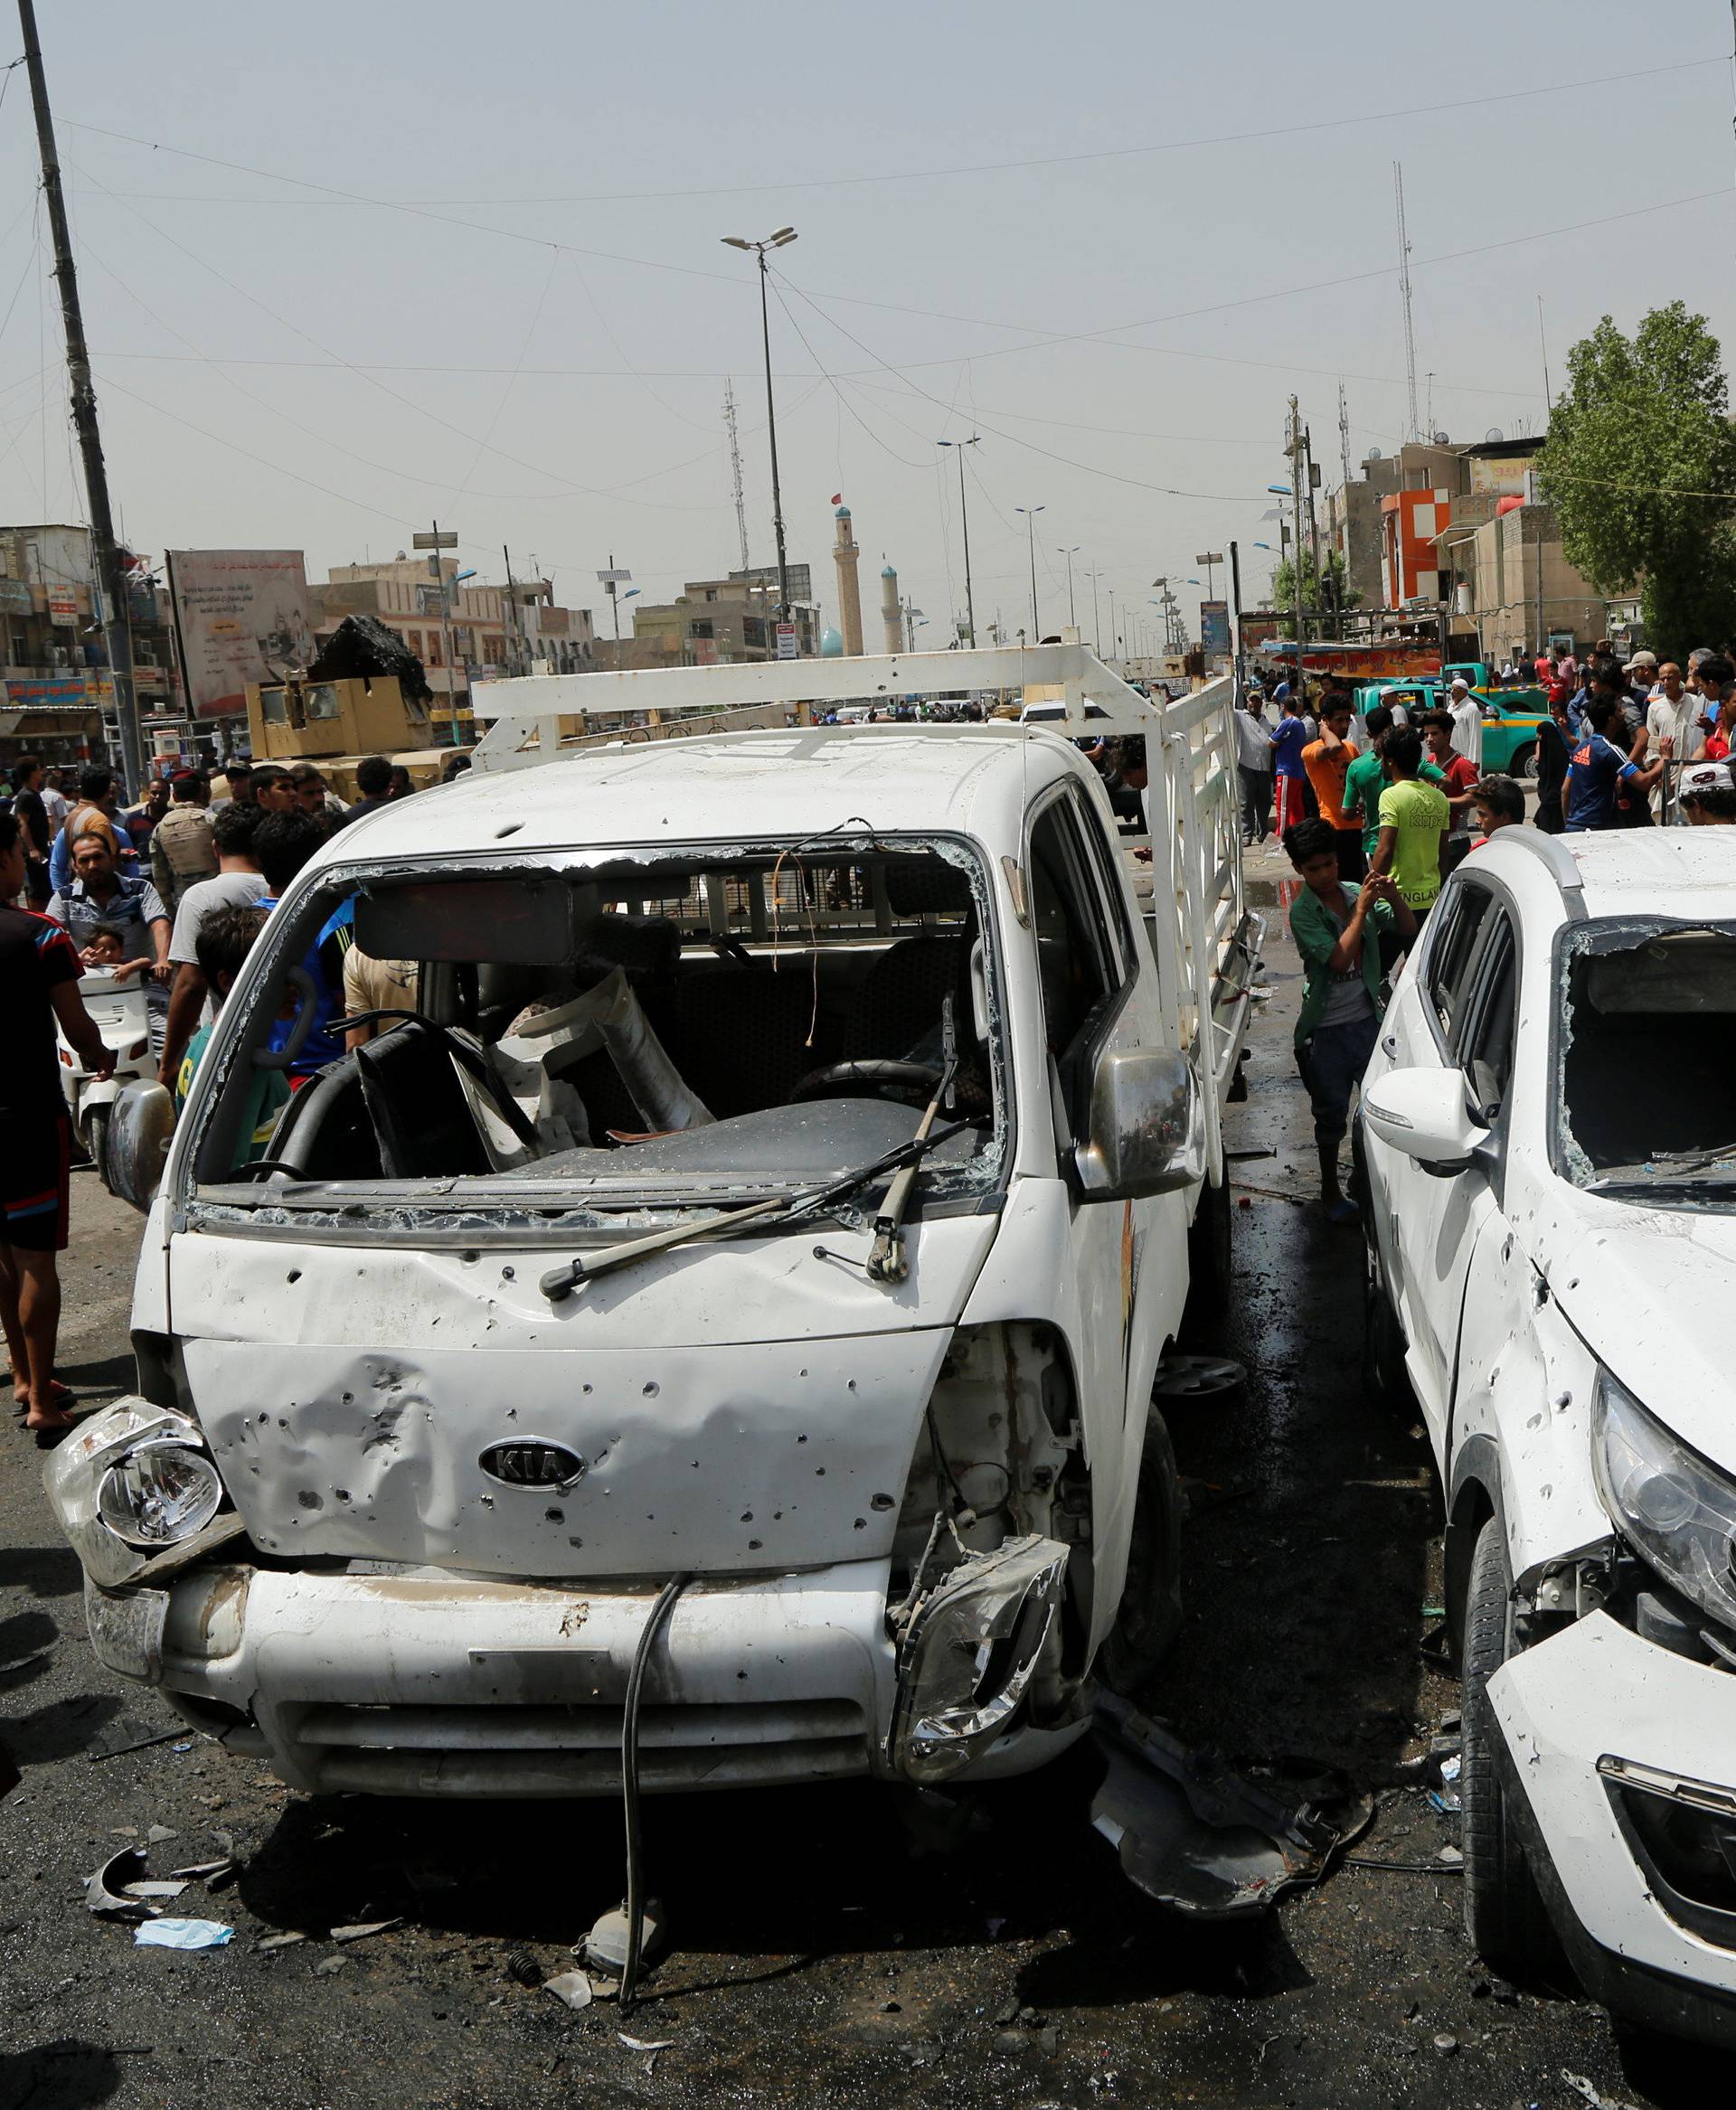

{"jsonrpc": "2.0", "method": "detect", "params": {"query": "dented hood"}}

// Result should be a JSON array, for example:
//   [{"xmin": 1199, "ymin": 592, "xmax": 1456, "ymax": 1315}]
[
  {"xmin": 1540, "ymin": 1197, "xmax": 1736, "ymax": 1472},
  {"xmin": 170, "ymin": 1214, "xmax": 996, "ymax": 1578}
]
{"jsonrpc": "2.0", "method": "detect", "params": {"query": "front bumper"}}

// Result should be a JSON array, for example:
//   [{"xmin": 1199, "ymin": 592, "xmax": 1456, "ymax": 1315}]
[
  {"xmin": 84, "ymin": 1556, "xmax": 1084, "ymax": 1798},
  {"xmin": 1491, "ymin": 1609, "xmax": 1736, "ymax": 2046},
  {"xmin": 90, "ymin": 1559, "xmax": 896, "ymax": 1796}
]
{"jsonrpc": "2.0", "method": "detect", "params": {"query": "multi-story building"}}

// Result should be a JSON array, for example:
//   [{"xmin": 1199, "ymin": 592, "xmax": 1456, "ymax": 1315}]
[
  {"xmin": 1323, "ymin": 438, "xmax": 1606, "ymax": 656},
  {"xmin": 627, "ymin": 568, "xmax": 821, "ymax": 666},
  {"xmin": 316, "ymin": 559, "xmax": 596, "ymax": 735},
  {"xmin": 0, "ymin": 523, "xmax": 181, "ymax": 772}
]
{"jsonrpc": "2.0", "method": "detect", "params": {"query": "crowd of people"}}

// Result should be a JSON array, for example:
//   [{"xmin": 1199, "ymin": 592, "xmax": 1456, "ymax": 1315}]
[
  {"xmin": 1265, "ymin": 645, "xmax": 1736, "ymax": 1224},
  {"xmin": 0, "ymin": 747, "xmax": 454, "ymax": 1441}
]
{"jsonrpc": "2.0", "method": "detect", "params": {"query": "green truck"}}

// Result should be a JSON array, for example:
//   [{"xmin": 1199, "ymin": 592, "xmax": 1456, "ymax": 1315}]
[{"xmin": 1353, "ymin": 674, "xmax": 1549, "ymax": 779}]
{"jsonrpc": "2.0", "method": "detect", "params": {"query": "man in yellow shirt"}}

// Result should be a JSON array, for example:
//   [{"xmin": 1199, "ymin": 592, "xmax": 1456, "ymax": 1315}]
[{"xmin": 1370, "ymin": 725, "xmax": 1450, "ymax": 918}]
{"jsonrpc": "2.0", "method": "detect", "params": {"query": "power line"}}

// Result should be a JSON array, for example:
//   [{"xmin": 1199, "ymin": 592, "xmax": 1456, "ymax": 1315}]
[{"xmin": 63, "ymin": 54, "xmax": 1719, "ymax": 210}]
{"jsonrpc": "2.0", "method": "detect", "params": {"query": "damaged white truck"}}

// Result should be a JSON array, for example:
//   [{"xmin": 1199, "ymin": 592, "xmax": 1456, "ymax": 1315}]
[
  {"xmin": 1360, "ymin": 827, "xmax": 1736, "ymax": 2048},
  {"xmin": 50, "ymin": 645, "xmax": 1259, "ymax": 1806}
]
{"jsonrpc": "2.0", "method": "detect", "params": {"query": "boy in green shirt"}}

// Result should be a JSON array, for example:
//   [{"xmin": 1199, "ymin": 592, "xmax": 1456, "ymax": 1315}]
[
  {"xmin": 1370, "ymin": 725, "xmax": 1451, "ymax": 916},
  {"xmin": 1284, "ymin": 816, "xmax": 1418, "ymax": 1222}
]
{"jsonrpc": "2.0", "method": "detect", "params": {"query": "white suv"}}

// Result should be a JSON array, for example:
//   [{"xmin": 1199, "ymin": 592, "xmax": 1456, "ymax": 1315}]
[{"xmin": 1357, "ymin": 826, "xmax": 1736, "ymax": 2048}]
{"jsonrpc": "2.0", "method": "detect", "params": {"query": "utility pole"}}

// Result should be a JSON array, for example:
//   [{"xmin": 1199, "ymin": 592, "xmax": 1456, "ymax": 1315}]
[
  {"xmin": 937, "ymin": 435, "xmax": 980, "ymax": 648},
  {"xmin": 721, "ymin": 229, "xmax": 797, "ymax": 629},
  {"xmin": 723, "ymin": 381, "xmax": 750, "ymax": 574},
  {"xmin": 20, "ymin": 0, "xmax": 142, "ymax": 797},
  {"xmin": 1057, "ymin": 545, "xmax": 1080, "ymax": 631},
  {"xmin": 412, "ymin": 522, "xmax": 460, "ymax": 739},
  {"xmin": 1015, "ymin": 505, "xmax": 1044, "ymax": 639},
  {"xmin": 1084, "ymin": 570, "xmax": 1103, "ymax": 655},
  {"xmin": 1288, "ymin": 396, "xmax": 1307, "ymax": 650},
  {"xmin": 1229, "ymin": 540, "xmax": 1246, "ymax": 692},
  {"xmin": 1394, "ymin": 163, "xmax": 1420, "ymax": 444},
  {"xmin": 503, "ymin": 545, "xmax": 524, "ymax": 675}
]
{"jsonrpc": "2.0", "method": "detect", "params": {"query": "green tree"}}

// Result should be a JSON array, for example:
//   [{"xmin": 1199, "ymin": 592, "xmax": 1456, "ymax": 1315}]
[
  {"xmin": 1269, "ymin": 548, "xmax": 1359, "ymax": 639},
  {"xmin": 1539, "ymin": 302, "xmax": 1736, "ymax": 657}
]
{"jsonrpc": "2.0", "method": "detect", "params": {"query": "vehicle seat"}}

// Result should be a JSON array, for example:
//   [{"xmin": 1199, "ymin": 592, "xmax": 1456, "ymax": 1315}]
[{"xmin": 842, "ymin": 860, "xmax": 974, "ymax": 1062}]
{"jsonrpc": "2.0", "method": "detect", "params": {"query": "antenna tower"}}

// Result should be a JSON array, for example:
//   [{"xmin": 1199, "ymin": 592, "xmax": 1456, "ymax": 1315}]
[
  {"xmin": 724, "ymin": 378, "xmax": 750, "ymax": 572},
  {"xmin": 1393, "ymin": 163, "xmax": 1420, "ymax": 443},
  {"xmin": 1337, "ymin": 380, "xmax": 1351, "ymax": 491}
]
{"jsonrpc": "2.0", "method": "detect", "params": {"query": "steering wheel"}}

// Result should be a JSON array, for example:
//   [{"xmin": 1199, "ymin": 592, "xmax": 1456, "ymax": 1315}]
[{"xmin": 788, "ymin": 1059, "xmax": 946, "ymax": 1107}]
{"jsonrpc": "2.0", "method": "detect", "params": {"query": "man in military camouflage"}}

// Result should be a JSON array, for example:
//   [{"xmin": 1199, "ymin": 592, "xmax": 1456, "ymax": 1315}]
[{"xmin": 148, "ymin": 769, "xmax": 218, "ymax": 917}]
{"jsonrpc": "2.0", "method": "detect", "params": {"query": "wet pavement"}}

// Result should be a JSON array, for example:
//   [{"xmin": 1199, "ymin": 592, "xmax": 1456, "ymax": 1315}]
[{"xmin": 2, "ymin": 856, "xmax": 1721, "ymax": 2109}]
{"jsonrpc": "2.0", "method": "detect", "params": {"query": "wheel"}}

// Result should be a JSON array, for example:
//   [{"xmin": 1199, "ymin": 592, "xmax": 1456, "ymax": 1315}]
[
  {"xmin": 1361, "ymin": 1229, "xmax": 1410, "ymax": 1410},
  {"xmin": 1177, "ymin": 1173, "xmax": 1233, "ymax": 1349},
  {"xmin": 1513, "ymin": 741, "xmax": 1538, "ymax": 782},
  {"xmin": 84, "ymin": 1106, "xmax": 111, "ymax": 1192},
  {"xmin": 1098, "ymin": 1406, "xmax": 1184, "ymax": 1696},
  {"xmin": 1460, "ymin": 1515, "xmax": 1562, "ymax": 1978}
]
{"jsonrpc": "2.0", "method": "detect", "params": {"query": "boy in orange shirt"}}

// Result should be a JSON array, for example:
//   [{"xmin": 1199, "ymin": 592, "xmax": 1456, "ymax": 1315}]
[{"xmin": 1300, "ymin": 700, "xmax": 1364, "ymax": 880}]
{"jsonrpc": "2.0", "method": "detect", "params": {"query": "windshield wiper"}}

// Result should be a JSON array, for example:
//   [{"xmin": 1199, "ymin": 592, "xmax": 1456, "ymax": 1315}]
[{"xmin": 537, "ymin": 1116, "xmax": 976, "ymax": 1301}]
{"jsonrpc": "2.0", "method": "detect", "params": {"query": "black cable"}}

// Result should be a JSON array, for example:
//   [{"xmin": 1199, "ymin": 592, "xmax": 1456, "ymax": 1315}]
[{"xmin": 620, "ymin": 1571, "xmax": 691, "ymax": 2011}]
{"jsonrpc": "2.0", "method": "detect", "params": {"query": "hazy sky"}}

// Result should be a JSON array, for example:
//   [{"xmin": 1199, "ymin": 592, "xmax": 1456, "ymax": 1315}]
[{"xmin": 4, "ymin": 1, "xmax": 1730, "ymax": 648}]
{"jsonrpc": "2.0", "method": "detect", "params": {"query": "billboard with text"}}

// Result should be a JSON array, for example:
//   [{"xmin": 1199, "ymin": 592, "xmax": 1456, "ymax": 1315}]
[{"xmin": 167, "ymin": 550, "xmax": 316, "ymax": 719}]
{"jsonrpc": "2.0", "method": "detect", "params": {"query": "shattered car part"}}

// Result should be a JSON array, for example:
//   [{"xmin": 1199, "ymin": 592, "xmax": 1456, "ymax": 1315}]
[
  {"xmin": 1090, "ymin": 1691, "xmax": 1373, "ymax": 1917},
  {"xmin": 890, "ymin": 1535, "xmax": 1070, "ymax": 1784},
  {"xmin": 85, "ymin": 1845, "xmax": 159, "ymax": 1917},
  {"xmin": 543, "ymin": 1969, "xmax": 594, "ymax": 2011}
]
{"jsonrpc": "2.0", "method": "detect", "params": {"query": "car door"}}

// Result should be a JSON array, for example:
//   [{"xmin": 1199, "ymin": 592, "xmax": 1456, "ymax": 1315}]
[
  {"xmin": 1373, "ymin": 880, "xmax": 1519, "ymax": 1446},
  {"xmin": 1024, "ymin": 786, "xmax": 1167, "ymax": 1456}
]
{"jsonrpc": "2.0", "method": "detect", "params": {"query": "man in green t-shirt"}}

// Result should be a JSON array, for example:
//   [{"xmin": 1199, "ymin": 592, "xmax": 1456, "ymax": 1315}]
[
  {"xmin": 1344, "ymin": 704, "xmax": 1450, "ymax": 858},
  {"xmin": 1371, "ymin": 726, "xmax": 1451, "ymax": 915}
]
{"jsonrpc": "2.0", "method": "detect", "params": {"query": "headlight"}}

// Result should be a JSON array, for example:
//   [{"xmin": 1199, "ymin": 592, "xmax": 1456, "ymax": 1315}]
[
  {"xmin": 1593, "ymin": 1374, "xmax": 1736, "ymax": 1632},
  {"xmin": 97, "ymin": 1440, "xmax": 224, "ymax": 1549},
  {"xmin": 42, "ymin": 1396, "xmax": 229, "ymax": 1586}
]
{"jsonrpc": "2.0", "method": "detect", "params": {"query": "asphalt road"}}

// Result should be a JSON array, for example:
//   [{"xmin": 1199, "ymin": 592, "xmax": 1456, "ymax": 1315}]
[{"xmin": 1, "ymin": 853, "xmax": 1719, "ymax": 2110}]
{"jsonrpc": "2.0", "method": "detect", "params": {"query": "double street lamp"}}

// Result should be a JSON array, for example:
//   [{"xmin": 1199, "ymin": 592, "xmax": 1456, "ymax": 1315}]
[
  {"xmin": 937, "ymin": 433, "xmax": 981, "ymax": 648},
  {"xmin": 722, "ymin": 225, "xmax": 797, "ymax": 632}
]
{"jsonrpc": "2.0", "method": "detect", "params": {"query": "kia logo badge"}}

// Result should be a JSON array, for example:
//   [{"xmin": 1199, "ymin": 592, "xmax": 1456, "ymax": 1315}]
[{"xmin": 478, "ymin": 1440, "xmax": 586, "ymax": 1491}]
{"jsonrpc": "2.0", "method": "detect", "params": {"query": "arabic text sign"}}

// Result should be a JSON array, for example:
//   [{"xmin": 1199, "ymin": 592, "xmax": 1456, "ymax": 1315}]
[{"xmin": 168, "ymin": 551, "xmax": 316, "ymax": 719}]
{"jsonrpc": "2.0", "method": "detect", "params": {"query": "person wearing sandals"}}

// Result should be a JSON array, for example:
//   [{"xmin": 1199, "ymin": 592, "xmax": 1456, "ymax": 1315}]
[{"xmin": 0, "ymin": 814, "xmax": 114, "ymax": 1442}]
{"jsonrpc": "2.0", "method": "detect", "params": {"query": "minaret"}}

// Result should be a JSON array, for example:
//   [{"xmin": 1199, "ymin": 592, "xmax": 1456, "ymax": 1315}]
[
  {"xmin": 833, "ymin": 504, "xmax": 863, "ymax": 656},
  {"xmin": 881, "ymin": 564, "xmax": 901, "ymax": 654}
]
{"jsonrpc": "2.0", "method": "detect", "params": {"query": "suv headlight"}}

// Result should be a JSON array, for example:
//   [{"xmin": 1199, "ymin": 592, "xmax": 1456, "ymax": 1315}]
[{"xmin": 1593, "ymin": 1373, "xmax": 1736, "ymax": 1633}]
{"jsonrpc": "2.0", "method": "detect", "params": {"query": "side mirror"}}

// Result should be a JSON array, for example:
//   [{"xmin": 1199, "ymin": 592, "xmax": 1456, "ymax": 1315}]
[
  {"xmin": 1362, "ymin": 1067, "xmax": 1489, "ymax": 1173},
  {"xmin": 106, "ymin": 1079, "xmax": 175, "ymax": 1212},
  {"xmin": 1076, "ymin": 1045, "xmax": 1203, "ymax": 1201}
]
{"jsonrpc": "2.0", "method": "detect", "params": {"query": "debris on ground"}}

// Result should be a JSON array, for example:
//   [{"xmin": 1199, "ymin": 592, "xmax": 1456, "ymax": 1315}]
[
  {"xmin": 504, "ymin": 1946, "xmax": 543, "ymax": 1987},
  {"xmin": 1563, "ymin": 2072, "xmax": 1642, "ymax": 2110},
  {"xmin": 85, "ymin": 1845, "xmax": 156, "ymax": 1917},
  {"xmin": 1090, "ymin": 1691, "xmax": 1373, "ymax": 1917},
  {"xmin": 543, "ymin": 1969, "xmax": 594, "ymax": 2011},
  {"xmin": 313, "ymin": 1955, "xmax": 348, "ymax": 1976},
  {"xmin": 584, "ymin": 1900, "xmax": 664, "ymax": 1977},
  {"xmin": 618, "ymin": 2032, "xmax": 675, "ymax": 2052},
  {"xmin": 255, "ymin": 1931, "xmax": 307, "ymax": 1953},
  {"xmin": 331, "ymin": 1918, "xmax": 403, "ymax": 1943},
  {"xmin": 134, "ymin": 1917, "xmax": 234, "ymax": 1949},
  {"xmin": 1153, "ymin": 1353, "xmax": 1247, "ymax": 1400},
  {"xmin": 123, "ymin": 1879, "xmax": 189, "ymax": 1900}
]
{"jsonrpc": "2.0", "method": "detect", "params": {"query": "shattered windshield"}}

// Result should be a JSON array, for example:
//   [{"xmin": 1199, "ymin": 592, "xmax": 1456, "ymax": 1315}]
[
  {"xmin": 1558, "ymin": 920, "xmax": 1736, "ymax": 1202},
  {"xmin": 184, "ymin": 835, "xmax": 1006, "ymax": 1226}
]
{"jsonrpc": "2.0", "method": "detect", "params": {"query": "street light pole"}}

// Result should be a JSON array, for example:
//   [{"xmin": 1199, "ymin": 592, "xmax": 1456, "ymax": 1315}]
[
  {"xmin": 938, "ymin": 435, "xmax": 980, "ymax": 648},
  {"xmin": 1084, "ymin": 570, "xmax": 1103, "ymax": 654},
  {"xmin": 723, "ymin": 227, "xmax": 797, "ymax": 631},
  {"xmin": 1015, "ymin": 504, "xmax": 1044, "ymax": 640}
]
